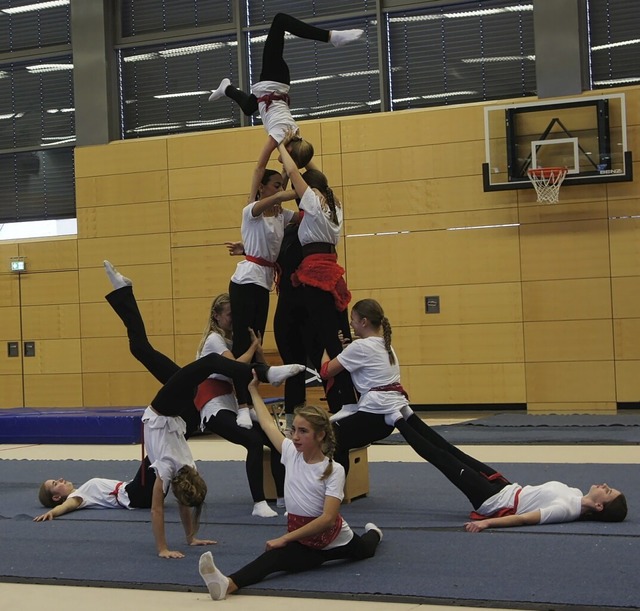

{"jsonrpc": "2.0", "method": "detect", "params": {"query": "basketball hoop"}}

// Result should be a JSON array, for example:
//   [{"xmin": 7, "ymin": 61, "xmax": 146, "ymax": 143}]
[{"xmin": 527, "ymin": 167, "xmax": 568, "ymax": 204}]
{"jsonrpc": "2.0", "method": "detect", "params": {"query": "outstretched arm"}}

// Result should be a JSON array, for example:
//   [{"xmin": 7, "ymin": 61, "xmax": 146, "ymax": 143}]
[
  {"xmin": 178, "ymin": 503, "xmax": 217, "ymax": 547},
  {"xmin": 251, "ymin": 189, "xmax": 298, "ymax": 217},
  {"xmin": 248, "ymin": 137, "xmax": 278, "ymax": 202},
  {"xmin": 151, "ymin": 477, "xmax": 183, "ymax": 559},
  {"xmin": 464, "ymin": 510, "xmax": 541, "ymax": 532},
  {"xmin": 248, "ymin": 372, "xmax": 284, "ymax": 453},
  {"xmin": 277, "ymin": 141, "xmax": 308, "ymax": 200},
  {"xmin": 33, "ymin": 496, "xmax": 82, "ymax": 522}
]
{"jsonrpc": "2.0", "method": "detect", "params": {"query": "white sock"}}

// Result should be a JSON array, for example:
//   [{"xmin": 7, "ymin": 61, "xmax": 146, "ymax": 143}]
[
  {"xmin": 267, "ymin": 364, "xmax": 305, "ymax": 387},
  {"xmin": 252, "ymin": 500, "xmax": 278, "ymax": 518},
  {"xmin": 365, "ymin": 522, "xmax": 383, "ymax": 542},
  {"xmin": 236, "ymin": 407, "xmax": 253, "ymax": 429},
  {"xmin": 104, "ymin": 260, "xmax": 132, "ymax": 290},
  {"xmin": 199, "ymin": 551, "xmax": 229, "ymax": 601},
  {"xmin": 330, "ymin": 29, "xmax": 364, "ymax": 48},
  {"xmin": 208, "ymin": 77, "xmax": 231, "ymax": 102},
  {"xmin": 277, "ymin": 497, "xmax": 286, "ymax": 509}
]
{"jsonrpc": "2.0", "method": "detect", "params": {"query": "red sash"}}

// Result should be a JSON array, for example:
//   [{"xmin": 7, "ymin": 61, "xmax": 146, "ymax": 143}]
[
  {"xmin": 256, "ymin": 92, "xmax": 291, "ymax": 111},
  {"xmin": 370, "ymin": 383, "xmax": 409, "ymax": 400},
  {"xmin": 469, "ymin": 486, "xmax": 522, "ymax": 521},
  {"xmin": 109, "ymin": 481, "xmax": 127, "ymax": 509},
  {"xmin": 246, "ymin": 255, "xmax": 281, "ymax": 289},
  {"xmin": 287, "ymin": 513, "xmax": 343, "ymax": 549},
  {"xmin": 194, "ymin": 378, "xmax": 234, "ymax": 411},
  {"xmin": 291, "ymin": 253, "xmax": 351, "ymax": 311}
]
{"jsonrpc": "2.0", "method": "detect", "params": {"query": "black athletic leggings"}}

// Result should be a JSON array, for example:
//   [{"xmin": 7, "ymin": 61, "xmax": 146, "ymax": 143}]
[
  {"xmin": 230, "ymin": 530, "xmax": 380, "ymax": 589},
  {"xmin": 395, "ymin": 415, "xmax": 510, "ymax": 510},
  {"xmin": 202, "ymin": 410, "xmax": 285, "ymax": 501},
  {"xmin": 225, "ymin": 13, "xmax": 331, "ymax": 116},
  {"xmin": 124, "ymin": 456, "xmax": 156, "ymax": 508}
]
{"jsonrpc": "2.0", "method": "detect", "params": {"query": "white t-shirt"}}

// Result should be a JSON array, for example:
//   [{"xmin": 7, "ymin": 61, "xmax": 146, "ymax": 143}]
[
  {"xmin": 68, "ymin": 478, "xmax": 132, "ymax": 509},
  {"xmin": 298, "ymin": 187, "xmax": 342, "ymax": 246},
  {"xmin": 477, "ymin": 481, "xmax": 583, "ymax": 524},
  {"xmin": 231, "ymin": 202, "xmax": 295, "ymax": 290},
  {"xmin": 337, "ymin": 337, "xmax": 408, "ymax": 417},
  {"xmin": 280, "ymin": 438, "xmax": 353, "ymax": 549},
  {"xmin": 251, "ymin": 80, "xmax": 297, "ymax": 144},
  {"xmin": 142, "ymin": 407, "xmax": 196, "ymax": 494}
]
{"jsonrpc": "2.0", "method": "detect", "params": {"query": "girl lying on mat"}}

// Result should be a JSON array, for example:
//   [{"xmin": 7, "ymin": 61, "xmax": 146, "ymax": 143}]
[
  {"xmin": 35, "ymin": 456, "xmax": 157, "ymax": 520},
  {"xmin": 198, "ymin": 373, "xmax": 382, "ymax": 600},
  {"xmin": 321, "ymin": 298, "xmax": 628, "ymax": 531}
]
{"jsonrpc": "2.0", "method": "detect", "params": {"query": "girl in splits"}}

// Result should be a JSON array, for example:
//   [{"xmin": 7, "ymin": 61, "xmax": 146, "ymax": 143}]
[
  {"xmin": 227, "ymin": 168, "xmax": 298, "ymax": 422},
  {"xmin": 198, "ymin": 373, "xmax": 382, "ymax": 600},
  {"xmin": 277, "ymin": 137, "xmax": 357, "ymax": 414},
  {"xmin": 209, "ymin": 12, "xmax": 362, "ymax": 199},
  {"xmin": 196, "ymin": 292, "xmax": 286, "ymax": 518},
  {"xmin": 322, "ymin": 299, "xmax": 628, "ymax": 529}
]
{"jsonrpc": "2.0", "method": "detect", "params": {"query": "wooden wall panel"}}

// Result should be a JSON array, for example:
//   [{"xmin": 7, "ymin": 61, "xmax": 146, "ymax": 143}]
[
  {"xmin": 0, "ymin": 274, "xmax": 20, "ymax": 307},
  {"xmin": 0, "ymin": 375, "xmax": 23, "ymax": 408},
  {"xmin": 613, "ymin": 319, "xmax": 640, "ymax": 360},
  {"xmin": 18, "ymin": 239, "xmax": 78, "ymax": 271},
  {"xmin": 0, "ymin": 306, "xmax": 20, "ymax": 339},
  {"xmin": 172, "ymin": 246, "xmax": 237, "ymax": 298},
  {"xmin": 519, "ymin": 219, "xmax": 611, "ymax": 281},
  {"xmin": 83, "ymin": 372, "xmax": 160, "ymax": 407},
  {"xmin": 22, "ymin": 339, "xmax": 81, "ymax": 374},
  {"xmin": 19, "ymin": 271, "xmax": 79, "ymax": 306},
  {"xmin": 522, "ymin": 278, "xmax": 612, "ymax": 321},
  {"xmin": 76, "ymin": 171, "xmax": 169, "ymax": 208},
  {"xmin": 81, "ymin": 336, "xmax": 175, "ymax": 373},
  {"xmin": 78, "ymin": 263, "xmax": 172, "ymax": 304},
  {"xmin": 524, "ymin": 320, "xmax": 614, "ymax": 361},
  {"xmin": 518, "ymin": 198, "xmax": 607, "ymax": 223},
  {"xmin": 528, "ymin": 401, "xmax": 616, "ymax": 413},
  {"xmin": 320, "ymin": 120, "xmax": 341, "ymax": 154},
  {"xmin": 170, "ymin": 196, "xmax": 245, "ymax": 233},
  {"xmin": 77, "ymin": 234, "xmax": 171, "ymax": 269},
  {"xmin": 174, "ymin": 297, "xmax": 213, "ymax": 336},
  {"xmin": 75, "ymin": 139, "xmax": 167, "ymax": 177},
  {"xmin": 22, "ymin": 305, "xmax": 80, "ymax": 340},
  {"xmin": 611, "ymin": 277, "xmax": 640, "ymax": 319},
  {"xmin": 77, "ymin": 202, "xmax": 170, "ymax": 239},
  {"xmin": 609, "ymin": 211, "xmax": 640, "ymax": 277},
  {"xmin": 615, "ymin": 361, "xmax": 640, "ymax": 402},
  {"xmin": 168, "ymin": 164, "xmax": 251, "ymax": 201},
  {"xmin": 24, "ymin": 374, "xmax": 82, "ymax": 407},
  {"xmin": 174, "ymin": 334, "xmax": 201, "ymax": 368},
  {"xmin": 81, "ymin": 299, "xmax": 174, "ymax": 338}
]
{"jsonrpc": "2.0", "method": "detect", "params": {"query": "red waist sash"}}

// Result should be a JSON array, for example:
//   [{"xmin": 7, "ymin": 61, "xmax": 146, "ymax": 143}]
[
  {"xmin": 194, "ymin": 378, "xmax": 234, "ymax": 411},
  {"xmin": 287, "ymin": 513, "xmax": 343, "ymax": 549},
  {"xmin": 291, "ymin": 253, "xmax": 351, "ymax": 311},
  {"xmin": 256, "ymin": 92, "xmax": 291, "ymax": 111},
  {"xmin": 370, "ymin": 383, "xmax": 409, "ymax": 400}
]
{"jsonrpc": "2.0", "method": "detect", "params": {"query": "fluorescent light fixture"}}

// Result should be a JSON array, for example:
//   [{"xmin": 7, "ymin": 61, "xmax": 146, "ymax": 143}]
[
  {"xmin": 338, "ymin": 70, "xmax": 380, "ymax": 78},
  {"xmin": 0, "ymin": 71, "xmax": 9, "ymax": 79},
  {"xmin": 186, "ymin": 119, "xmax": 234, "ymax": 127},
  {"xmin": 462, "ymin": 55, "xmax": 535, "ymax": 64},
  {"xmin": 393, "ymin": 91, "xmax": 477, "ymax": 103},
  {"xmin": 0, "ymin": 113, "xmax": 16, "ymax": 120},
  {"xmin": 593, "ymin": 77, "xmax": 640, "ymax": 86},
  {"xmin": 41, "ymin": 136, "xmax": 75, "ymax": 146},
  {"xmin": 158, "ymin": 41, "xmax": 232, "ymax": 58},
  {"xmin": 1, "ymin": 0, "xmax": 68, "ymax": 15},
  {"xmin": 26, "ymin": 63, "xmax": 73, "ymax": 73},
  {"xmin": 154, "ymin": 91, "xmax": 210, "ymax": 99},
  {"xmin": 291, "ymin": 75, "xmax": 336, "ymax": 85},
  {"xmin": 389, "ymin": 5, "xmax": 532, "ymax": 23},
  {"xmin": 123, "ymin": 52, "xmax": 158, "ymax": 63},
  {"xmin": 592, "ymin": 38, "xmax": 640, "ymax": 51},
  {"xmin": 128, "ymin": 123, "xmax": 181, "ymax": 134}
]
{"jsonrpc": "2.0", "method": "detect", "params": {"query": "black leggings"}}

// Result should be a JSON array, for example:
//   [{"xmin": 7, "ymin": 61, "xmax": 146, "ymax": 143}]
[
  {"xmin": 333, "ymin": 412, "xmax": 394, "ymax": 474},
  {"xmin": 203, "ymin": 410, "xmax": 285, "ymax": 502},
  {"xmin": 228, "ymin": 280, "xmax": 270, "ymax": 406},
  {"xmin": 395, "ymin": 415, "xmax": 510, "ymax": 510},
  {"xmin": 225, "ymin": 13, "xmax": 331, "ymax": 116},
  {"xmin": 230, "ymin": 530, "xmax": 380, "ymax": 589},
  {"xmin": 124, "ymin": 456, "xmax": 156, "ymax": 508}
]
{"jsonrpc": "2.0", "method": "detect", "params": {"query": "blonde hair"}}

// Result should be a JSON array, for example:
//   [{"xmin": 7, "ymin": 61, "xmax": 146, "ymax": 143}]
[
  {"xmin": 289, "ymin": 138, "xmax": 314, "ymax": 168},
  {"xmin": 171, "ymin": 465, "xmax": 207, "ymax": 535},
  {"xmin": 352, "ymin": 299, "xmax": 395, "ymax": 365},
  {"xmin": 294, "ymin": 405, "xmax": 336, "ymax": 481},
  {"xmin": 197, "ymin": 293, "xmax": 231, "ymax": 356}
]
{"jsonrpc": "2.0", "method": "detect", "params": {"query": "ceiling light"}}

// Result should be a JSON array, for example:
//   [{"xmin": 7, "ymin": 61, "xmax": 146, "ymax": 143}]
[{"xmin": 1, "ymin": 0, "xmax": 68, "ymax": 15}]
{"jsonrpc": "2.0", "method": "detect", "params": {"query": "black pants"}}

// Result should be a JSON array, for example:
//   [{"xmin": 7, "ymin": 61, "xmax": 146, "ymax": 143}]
[
  {"xmin": 333, "ymin": 411, "xmax": 394, "ymax": 474},
  {"xmin": 228, "ymin": 280, "xmax": 270, "ymax": 406},
  {"xmin": 203, "ymin": 410, "xmax": 285, "ymax": 502},
  {"xmin": 395, "ymin": 415, "xmax": 510, "ymax": 510},
  {"xmin": 303, "ymin": 286, "xmax": 357, "ymax": 413},
  {"xmin": 230, "ymin": 530, "xmax": 380, "ymax": 589},
  {"xmin": 106, "ymin": 286, "xmax": 272, "ymax": 422},
  {"xmin": 225, "ymin": 13, "xmax": 331, "ymax": 115},
  {"xmin": 124, "ymin": 456, "xmax": 156, "ymax": 508}
]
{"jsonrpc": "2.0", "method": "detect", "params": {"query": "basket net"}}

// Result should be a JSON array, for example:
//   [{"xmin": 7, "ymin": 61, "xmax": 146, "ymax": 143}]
[{"xmin": 526, "ymin": 167, "xmax": 568, "ymax": 204}]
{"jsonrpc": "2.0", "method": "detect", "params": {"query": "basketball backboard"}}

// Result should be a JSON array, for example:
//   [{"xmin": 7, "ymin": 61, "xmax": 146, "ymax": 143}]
[{"xmin": 483, "ymin": 93, "xmax": 632, "ymax": 191}]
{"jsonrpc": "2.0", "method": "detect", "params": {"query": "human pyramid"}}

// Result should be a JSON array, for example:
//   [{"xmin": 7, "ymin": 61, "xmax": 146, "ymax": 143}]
[{"xmin": 33, "ymin": 13, "xmax": 627, "ymax": 602}]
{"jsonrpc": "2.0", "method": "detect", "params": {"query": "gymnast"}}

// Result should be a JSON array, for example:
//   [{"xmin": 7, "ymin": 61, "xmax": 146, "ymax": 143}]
[
  {"xmin": 198, "ymin": 372, "xmax": 381, "ymax": 600},
  {"xmin": 35, "ymin": 457, "xmax": 156, "ymax": 520},
  {"xmin": 208, "ymin": 12, "xmax": 362, "ymax": 199},
  {"xmin": 322, "ymin": 298, "xmax": 628, "ymax": 529}
]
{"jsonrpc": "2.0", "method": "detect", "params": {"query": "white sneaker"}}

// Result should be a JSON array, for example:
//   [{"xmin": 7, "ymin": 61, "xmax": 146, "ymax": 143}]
[
  {"xmin": 365, "ymin": 522, "xmax": 383, "ymax": 542},
  {"xmin": 236, "ymin": 407, "xmax": 253, "ymax": 429},
  {"xmin": 199, "ymin": 551, "xmax": 229, "ymax": 601},
  {"xmin": 252, "ymin": 500, "xmax": 278, "ymax": 518},
  {"xmin": 267, "ymin": 364, "xmax": 305, "ymax": 387},
  {"xmin": 209, "ymin": 78, "xmax": 231, "ymax": 102},
  {"xmin": 330, "ymin": 29, "xmax": 364, "ymax": 47},
  {"xmin": 104, "ymin": 260, "xmax": 132, "ymax": 290}
]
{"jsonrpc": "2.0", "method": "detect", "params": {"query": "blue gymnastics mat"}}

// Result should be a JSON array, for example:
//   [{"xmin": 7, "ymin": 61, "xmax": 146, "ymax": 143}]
[
  {"xmin": 2, "ymin": 459, "xmax": 639, "ymax": 609},
  {"xmin": 0, "ymin": 407, "xmax": 145, "ymax": 444}
]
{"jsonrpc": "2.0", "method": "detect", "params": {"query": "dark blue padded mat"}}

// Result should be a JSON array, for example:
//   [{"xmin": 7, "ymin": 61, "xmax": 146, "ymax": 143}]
[
  {"xmin": 1, "ymin": 459, "xmax": 639, "ymax": 608},
  {"xmin": 379, "ymin": 413, "xmax": 640, "ymax": 445}
]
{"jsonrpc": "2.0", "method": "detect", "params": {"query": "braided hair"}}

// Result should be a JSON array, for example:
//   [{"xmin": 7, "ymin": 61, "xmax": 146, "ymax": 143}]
[
  {"xmin": 352, "ymin": 299, "xmax": 396, "ymax": 365},
  {"xmin": 196, "ymin": 292, "xmax": 231, "ymax": 357},
  {"xmin": 294, "ymin": 405, "xmax": 337, "ymax": 481},
  {"xmin": 302, "ymin": 168, "xmax": 340, "ymax": 226}
]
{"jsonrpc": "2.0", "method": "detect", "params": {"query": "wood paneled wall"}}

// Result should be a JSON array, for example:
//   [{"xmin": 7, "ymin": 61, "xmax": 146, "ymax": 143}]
[{"xmin": 1, "ymin": 87, "xmax": 638, "ymax": 412}]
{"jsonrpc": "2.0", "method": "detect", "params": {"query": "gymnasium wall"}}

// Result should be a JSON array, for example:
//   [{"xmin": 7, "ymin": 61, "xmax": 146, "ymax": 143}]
[{"xmin": 1, "ymin": 85, "xmax": 638, "ymax": 412}]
